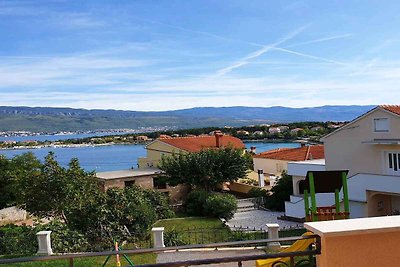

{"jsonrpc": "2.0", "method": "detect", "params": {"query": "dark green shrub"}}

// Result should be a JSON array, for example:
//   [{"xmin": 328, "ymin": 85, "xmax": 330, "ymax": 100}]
[
  {"xmin": 0, "ymin": 224, "xmax": 36, "ymax": 255},
  {"xmin": 204, "ymin": 194, "xmax": 237, "ymax": 220},
  {"xmin": 35, "ymin": 220, "xmax": 89, "ymax": 253},
  {"xmin": 184, "ymin": 190, "xmax": 211, "ymax": 216},
  {"xmin": 264, "ymin": 171, "xmax": 293, "ymax": 211},
  {"xmin": 248, "ymin": 187, "xmax": 268, "ymax": 198},
  {"xmin": 164, "ymin": 229, "xmax": 188, "ymax": 247}
]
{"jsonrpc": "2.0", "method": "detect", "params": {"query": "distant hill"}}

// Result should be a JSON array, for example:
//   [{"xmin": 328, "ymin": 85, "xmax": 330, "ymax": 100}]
[{"xmin": 0, "ymin": 105, "xmax": 375, "ymax": 132}]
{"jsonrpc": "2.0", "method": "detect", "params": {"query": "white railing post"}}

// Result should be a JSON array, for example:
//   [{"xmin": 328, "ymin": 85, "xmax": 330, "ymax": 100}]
[
  {"xmin": 266, "ymin": 223, "xmax": 281, "ymax": 251},
  {"xmin": 152, "ymin": 227, "xmax": 165, "ymax": 248},
  {"xmin": 36, "ymin": 231, "xmax": 53, "ymax": 255}
]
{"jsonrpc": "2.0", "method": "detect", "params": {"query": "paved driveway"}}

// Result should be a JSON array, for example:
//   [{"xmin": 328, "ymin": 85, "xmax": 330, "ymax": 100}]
[
  {"xmin": 226, "ymin": 209, "xmax": 302, "ymax": 230},
  {"xmin": 157, "ymin": 249, "xmax": 265, "ymax": 267}
]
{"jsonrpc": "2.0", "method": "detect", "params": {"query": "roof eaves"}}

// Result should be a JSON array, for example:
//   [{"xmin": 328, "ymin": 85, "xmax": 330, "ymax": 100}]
[{"xmin": 320, "ymin": 106, "xmax": 379, "ymax": 141}]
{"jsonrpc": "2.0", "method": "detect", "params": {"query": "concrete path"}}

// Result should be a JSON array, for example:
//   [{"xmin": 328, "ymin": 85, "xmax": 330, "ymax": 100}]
[
  {"xmin": 156, "ymin": 249, "xmax": 265, "ymax": 267},
  {"xmin": 226, "ymin": 209, "xmax": 302, "ymax": 230}
]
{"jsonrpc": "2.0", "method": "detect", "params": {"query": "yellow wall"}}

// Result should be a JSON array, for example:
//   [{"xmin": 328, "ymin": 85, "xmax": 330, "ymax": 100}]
[
  {"xmin": 324, "ymin": 109, "xmax": 400, "ymax": 177},
  {"xmin": 229, "ymin": 182, "xmax": 260, "ymax": 194},
  {"xmin": 317, "ymin": 231, "xmax": 400, "ymax": 267},
  {"xmin": 138, "ymin": 140, "xmax": 184, "ymax": 168},
  {"xmin": 253, "ymin": 157, "xmax": 288, "ymax": 176}
]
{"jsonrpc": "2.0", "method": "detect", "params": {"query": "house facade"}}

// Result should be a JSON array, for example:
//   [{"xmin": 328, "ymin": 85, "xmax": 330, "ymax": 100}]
[
  {"xmin": 285, "ymin": 105, "xmax": 400, "ymax": 220},
  {"xmin": 321, "ymin": 105, "xmax": 400, "ymax": 218},
  {"xmin": 96, "ymin": 168, "xmax": 190, "ymax": 203},
  {"xmin": 138, "ymin": 132, "xmax": 245, "ymax": 168}
]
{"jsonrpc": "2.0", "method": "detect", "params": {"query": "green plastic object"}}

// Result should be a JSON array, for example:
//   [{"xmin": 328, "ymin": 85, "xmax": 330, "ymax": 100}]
[
  {"xmin": 304, "ymin": 189, "xmax": 309, "ymax": 220},
  {"xmin": 335, "ymin": 189, "xmax": 340, "ymax": 213},
  {"xmin": 342, "ymin": 171, "xmax": 350, "ymax": 217},
  {"xmin": 309, "ymin": 172, "xmax": 318, "ymax": 221}
]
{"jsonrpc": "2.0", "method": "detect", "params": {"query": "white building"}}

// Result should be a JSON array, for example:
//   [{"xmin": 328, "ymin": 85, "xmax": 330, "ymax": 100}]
[{"xmin": 285, "ymin": 105, "xmax": 400, "ymax": 219}]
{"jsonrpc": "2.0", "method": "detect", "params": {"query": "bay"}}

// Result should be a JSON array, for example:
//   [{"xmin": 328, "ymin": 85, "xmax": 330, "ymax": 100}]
[
  {"xmin": 0, "ymin": 140, "xmax": 299, "ymax": 172},
  {"xmin": 0, "ymin": 132, "xmax": 123, "ymax": 142}
]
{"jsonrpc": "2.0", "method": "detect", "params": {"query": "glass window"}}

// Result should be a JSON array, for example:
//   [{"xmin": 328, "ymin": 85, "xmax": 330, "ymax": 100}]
[{"xmin": 374, "ymin": 118, "xmax": 389, "ymax": 132}]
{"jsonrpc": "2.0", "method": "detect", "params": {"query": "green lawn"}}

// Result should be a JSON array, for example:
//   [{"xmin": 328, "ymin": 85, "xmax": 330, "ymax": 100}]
[
  {"xmin": 153, "ymin": 217, "xmax": 225, "ymax": 230},
  {"xmin": 1, "ymin": 253, "xmax": 156, "ymax": 267}
]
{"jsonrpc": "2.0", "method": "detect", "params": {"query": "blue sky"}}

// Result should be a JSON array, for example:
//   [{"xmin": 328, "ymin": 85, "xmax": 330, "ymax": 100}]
[{"xmin": 1, "ymin": 0, "xmax": 400, "ymax": 111}]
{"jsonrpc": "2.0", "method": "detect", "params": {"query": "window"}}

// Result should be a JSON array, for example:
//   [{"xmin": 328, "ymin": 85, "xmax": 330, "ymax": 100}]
[
  {"xmin": 124, "ymin": 180, "xmax": 136, "ymax": 187},
  {"xmin": 374, "ymin": 118, "xmax": 389, "ymax": 132},
  {"xmin": 387, "ymin": 152, "xmax": 400, "ymax": 176},
  {"xmin": 153, "ymin": 177, "xmax": 167, "ymax": 189}
]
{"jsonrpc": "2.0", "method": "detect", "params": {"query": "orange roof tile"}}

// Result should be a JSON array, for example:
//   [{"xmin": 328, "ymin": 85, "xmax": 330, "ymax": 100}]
[
  {"xmin": 254, "ymin": 145, "xmax": 324, "ymax": 161},
  {"xmin": 380, "ymin": 105, "xmax": 400, "ymax": 116},
  {"xmin": 158, "ymin": 135, "xmax": 245, "ymax": 152}
]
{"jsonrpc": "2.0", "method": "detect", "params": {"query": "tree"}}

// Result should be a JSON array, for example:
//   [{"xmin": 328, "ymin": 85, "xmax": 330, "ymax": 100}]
[
  {"xmin": 17, "ymin": 152, "xmax": 100, "ymax": 223},
  {"xmin": 158, "ymin": 147, "xmax": 252, "ymax": 191},
  {"xmin": 265, "ymin": 170, "xmax": 293, "ymax": 211}
]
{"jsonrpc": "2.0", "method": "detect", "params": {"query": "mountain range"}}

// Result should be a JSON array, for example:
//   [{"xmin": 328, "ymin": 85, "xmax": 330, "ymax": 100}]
[{"xmin": 0, "ymin": 105, "xmax": 375, "ymax": 132}]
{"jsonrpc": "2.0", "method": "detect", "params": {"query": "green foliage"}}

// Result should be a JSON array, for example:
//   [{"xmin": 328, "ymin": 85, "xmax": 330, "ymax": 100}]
[
  {"xmin": 0, "ymin": 153, "xmax": 41, "ymax": 209},
  {"xmin": 204, "ymin": 194, "xmax": 238, "ymax": 220},
  {"xmin": 163, "ymin": 229, "xmax": 188, "ymax": 247},
  {"xmin": 159, "ymin": 147, "xmax": 251, "ymax": 191},
  {"xmin": 184, "ymin": 190, "xmax": 211, "ymax": 216},
  {"xmin": 264, "ymin": 171, "xmax": 293, "ymax": 211},
  {"xmin": 247, "ymin": 187, "xmax": 268, "ymax": 198},
  {"xmin": 35, "ymin": 220, "xmax": 89, "ymax": 253},
  {"xmin": 1, "ymin": 152, "xmax": 174, "ymax": 254},
  {"xmin": 0, "ymin": 224, "xmax": 37, "ymax": 255}
]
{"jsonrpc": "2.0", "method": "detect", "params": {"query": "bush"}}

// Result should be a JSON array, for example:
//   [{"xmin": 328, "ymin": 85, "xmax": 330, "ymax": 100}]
[
  {"xmin": 0, "ymin": 224, "xmax": 36, "ymax": 255},
  {"xmin": 35, "ymin": 220, "xmax": 89, "ymax": 253},
  {"xmin": 264, "ymin": 171, "xmax": 293, "ymax": 211},
  {"xmin": 164, "ymin": 229, "xmax": 188, "ymax": 247},
  {"xmin": 184, "ymin": 190, "xmax": 211, "ymax": 216},
  {"xmin": 248, "ymin": 187, "xmax": 268, "ymax": 198},
  {"xmin": 204, "ymin": 194, "xmax": 237, "ymax": 220}
]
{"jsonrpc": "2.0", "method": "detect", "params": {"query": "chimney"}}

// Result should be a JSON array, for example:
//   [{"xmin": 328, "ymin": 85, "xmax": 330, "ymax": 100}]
[
  {"xmin": 257, "ymin": 169, "xmax": 265, "ymax": 187},
  {"xmin": 250, "ymin": 146, "xmax": 256, "ymax": 154},
  {"xmin": 214, "ymin": 130, "xmax": 223, "ymax": 147}
]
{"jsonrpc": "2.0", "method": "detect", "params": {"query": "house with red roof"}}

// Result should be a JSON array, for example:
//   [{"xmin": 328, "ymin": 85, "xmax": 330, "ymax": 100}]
[
  {"xmin": 253, "ymin": 145, "xmax": 324, "ymax": 177},
  {"xmin": 138, "ymin": 131, "xmax": 245, "ymax": 168}
]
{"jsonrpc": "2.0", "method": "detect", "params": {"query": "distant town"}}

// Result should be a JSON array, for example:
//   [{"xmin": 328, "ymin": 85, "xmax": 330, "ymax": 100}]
[{"xmin": 0, "ymin": 121, "xmax": 344, "ymax": 150}]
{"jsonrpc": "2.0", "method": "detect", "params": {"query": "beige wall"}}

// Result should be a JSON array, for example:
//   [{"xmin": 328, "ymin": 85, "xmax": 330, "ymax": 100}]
[
  {"xmin": 229, "ymin": 182, "xmax": 260, "ymax": 194},
  {"xmin": 101, "ymin": 175, "xmax": 154, "ymax": 191},
  {"xmin": 158, "ymin": 184, "xmax": 190, "ymax": 203},
  {"xmin": 138, "ymin": 140, "xmax": 184, "ymax": 168},
  {"xmin": 324, "ymin": 109, "xmax": 400, "ymax": 177},
  {"xmin": 253, "ymin": 158, "xmax": 288, "ymax": 176},
  {"xmin": 317, "ymin": 231, "xmax": 400, "ymax": 267}
]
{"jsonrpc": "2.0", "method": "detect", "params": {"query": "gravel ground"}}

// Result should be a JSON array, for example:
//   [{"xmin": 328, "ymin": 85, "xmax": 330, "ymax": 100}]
[
  {"xmin": 156, "ymin": 249, "xmax": 265, "ymax": 267},
  {"xmin": 226, "ymin": 209, "xmax": 302, "ymax": 230}
]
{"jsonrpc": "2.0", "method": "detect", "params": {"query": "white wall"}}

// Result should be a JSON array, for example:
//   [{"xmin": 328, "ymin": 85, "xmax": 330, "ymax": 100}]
[{"xmin": 323, "ymin": 108, "xmax": 400, "ymax": 177}]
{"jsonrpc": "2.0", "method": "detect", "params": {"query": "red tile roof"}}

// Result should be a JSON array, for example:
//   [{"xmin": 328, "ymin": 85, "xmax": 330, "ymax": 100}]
[
  {"xmin": 380, "ymin": 105, "xmax": 400, "ymax": 116},
  {"xmin": 254, "ymin": 145, "xmax": 324, "ymax": 161},
  {"xmin": 158, "ymin": 135, "xmax": 245, "ymax": 152}
]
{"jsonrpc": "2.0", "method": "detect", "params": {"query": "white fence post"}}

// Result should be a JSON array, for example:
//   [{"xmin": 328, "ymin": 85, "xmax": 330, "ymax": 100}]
[
  {"xmin": 266, "ymin": 223, "xmax": 281, "ymax": 251},
  {"xmin": 152, "ymin": 227, "xmax": 165, "ymax": 248},
  {"xmin": 36, "ymin": 231, "xmax": 53, "ymax": 255}
]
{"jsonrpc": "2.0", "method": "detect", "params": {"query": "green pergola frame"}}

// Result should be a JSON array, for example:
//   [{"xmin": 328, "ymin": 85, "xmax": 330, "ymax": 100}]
[{"xmin": 303, "ymin": 171, "xmax": 350, "ymax": 222}]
